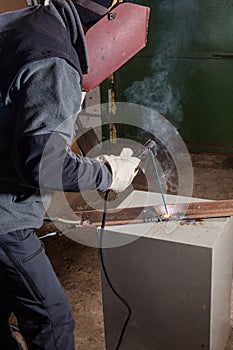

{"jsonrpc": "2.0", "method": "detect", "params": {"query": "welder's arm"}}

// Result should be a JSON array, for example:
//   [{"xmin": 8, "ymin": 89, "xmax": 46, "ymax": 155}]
[{"xmin": 13, "ymin": 58, "xmax": 112, "ymax": 192}]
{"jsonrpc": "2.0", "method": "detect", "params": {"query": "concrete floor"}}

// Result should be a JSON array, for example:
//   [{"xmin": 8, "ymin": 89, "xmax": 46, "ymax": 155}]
[{"xmin": 15, "ymin": 152, "xmax": 233, "ymax": 349}]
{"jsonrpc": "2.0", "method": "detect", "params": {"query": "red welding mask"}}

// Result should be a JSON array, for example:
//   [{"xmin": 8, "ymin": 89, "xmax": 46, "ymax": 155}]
[{"xmin": 73, "ymin": 0, "xmax": 150, "ymax": 91}]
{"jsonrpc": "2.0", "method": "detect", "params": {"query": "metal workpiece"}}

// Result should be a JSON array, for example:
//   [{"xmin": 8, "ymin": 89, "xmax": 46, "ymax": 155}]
[{"xmin": 74, "ymin": 199, "xmax": 233, "ymax": 227}]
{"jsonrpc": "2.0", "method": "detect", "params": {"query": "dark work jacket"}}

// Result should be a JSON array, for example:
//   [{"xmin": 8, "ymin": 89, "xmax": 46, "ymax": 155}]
[{"xmin": 0, "ymin": 4, "xmax": 111, "ymax": 234}]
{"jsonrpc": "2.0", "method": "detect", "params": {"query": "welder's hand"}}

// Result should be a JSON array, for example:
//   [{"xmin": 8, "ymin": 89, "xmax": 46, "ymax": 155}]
[{"xmin": 97, "ymin": 148, "xmax": 140, "ymax": 192}]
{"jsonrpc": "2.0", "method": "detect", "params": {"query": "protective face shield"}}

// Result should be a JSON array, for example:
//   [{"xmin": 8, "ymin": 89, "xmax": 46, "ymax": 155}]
[{"xmin": 73, "ymin": 0, "xmax": 150, "ymax": 91}]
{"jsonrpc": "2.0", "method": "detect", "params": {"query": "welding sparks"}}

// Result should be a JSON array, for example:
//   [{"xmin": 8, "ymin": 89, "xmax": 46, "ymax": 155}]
[
  {"xmin": 162, "ymin": 212, "xmax": 171, "ymax": 219},
  {"xmin": 159, "ymin": 202, "xmax": 172, "ymax": 219},
  {"xmin": 158, "ymin": 212, "xmax": 171, "ymax": 222}
]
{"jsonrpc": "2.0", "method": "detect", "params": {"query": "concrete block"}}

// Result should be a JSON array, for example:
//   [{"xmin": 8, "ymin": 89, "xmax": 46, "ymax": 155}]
[{"xmin": 100, "ymin": 191, "xmax": 233, "ymax": 350}]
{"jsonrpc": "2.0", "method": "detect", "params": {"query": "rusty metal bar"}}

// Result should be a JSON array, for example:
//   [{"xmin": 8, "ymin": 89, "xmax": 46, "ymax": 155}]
[{"xmin": 75, "ymin": 199, "xmax": 233, "ymax": 227}]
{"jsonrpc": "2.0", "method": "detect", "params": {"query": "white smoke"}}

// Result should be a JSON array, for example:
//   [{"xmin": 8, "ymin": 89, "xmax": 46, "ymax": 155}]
[{"xmin": 125, "ymin": 0, "xmax": 201, "ymax": 127}]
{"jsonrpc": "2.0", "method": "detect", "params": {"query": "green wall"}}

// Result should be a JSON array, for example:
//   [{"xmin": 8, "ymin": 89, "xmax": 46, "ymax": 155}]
[{"xmin": 102, "ymin": 0, "xmax": 233, "ymax": 153}]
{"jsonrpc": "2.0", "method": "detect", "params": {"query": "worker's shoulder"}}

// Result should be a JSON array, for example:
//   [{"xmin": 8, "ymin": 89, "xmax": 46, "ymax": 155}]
[
  {"xmin": 15, "ymin": 57, "xmax": 81, "ymax": 86},
  {"xmin": 23, "ymin": 57, "xmax": 80, "ymax": 77}
]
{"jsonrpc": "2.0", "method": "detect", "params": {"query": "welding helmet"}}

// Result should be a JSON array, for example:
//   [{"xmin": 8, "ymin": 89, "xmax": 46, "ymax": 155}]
[{"xmin": 78, "ymin": 0, "xmax": 150, "ymax": 91}]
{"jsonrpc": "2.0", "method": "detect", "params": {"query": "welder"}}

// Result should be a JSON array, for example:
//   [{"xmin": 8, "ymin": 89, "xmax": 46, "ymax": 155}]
[{"xmin": 0, "ymin": 0, "xmax": 141, "ymax": 349}]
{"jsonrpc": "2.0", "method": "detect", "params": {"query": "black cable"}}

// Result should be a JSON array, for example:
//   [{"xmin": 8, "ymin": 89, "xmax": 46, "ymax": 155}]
[{"xmin": 99, "ymin": 190, "xmax": 132, "ymax": 350}]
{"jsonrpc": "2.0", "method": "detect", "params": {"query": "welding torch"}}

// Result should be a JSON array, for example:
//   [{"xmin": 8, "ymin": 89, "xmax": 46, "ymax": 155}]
[
  {"xmin": 133, "ymin": 139, "xmax": 169, "ymax": 216},
  {"xmin": 133, "ymin": 139, "xmax": 157, "ymax": 173}
]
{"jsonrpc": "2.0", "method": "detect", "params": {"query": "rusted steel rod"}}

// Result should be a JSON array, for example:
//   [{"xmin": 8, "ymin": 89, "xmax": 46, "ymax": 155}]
[{"xmin": 75, "ymin": 199, "xmax": 233, "ymax": 227}]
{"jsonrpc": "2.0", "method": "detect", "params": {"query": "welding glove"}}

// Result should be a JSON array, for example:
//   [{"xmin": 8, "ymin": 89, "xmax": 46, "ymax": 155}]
[{"xmin": 97, "ymin": 148, "xmax": 140, "ymax": 192}]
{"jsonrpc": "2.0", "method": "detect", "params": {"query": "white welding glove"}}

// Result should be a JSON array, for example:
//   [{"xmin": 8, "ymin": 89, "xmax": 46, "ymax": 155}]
[{"xmin": 97, "ymin": 148, "xmax": 140, "ymax": 192}]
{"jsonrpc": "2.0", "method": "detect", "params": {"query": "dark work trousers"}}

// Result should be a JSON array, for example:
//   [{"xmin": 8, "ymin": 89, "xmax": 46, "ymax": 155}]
[{"xmin": 0, "ymin": 229, "xmax": 75, "ymax": 350}]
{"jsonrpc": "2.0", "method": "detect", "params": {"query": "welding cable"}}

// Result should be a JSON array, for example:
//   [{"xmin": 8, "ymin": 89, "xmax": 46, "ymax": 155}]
[{"xmin": 99, "ymin": 189, "xmax": 132, "ymax": 350}]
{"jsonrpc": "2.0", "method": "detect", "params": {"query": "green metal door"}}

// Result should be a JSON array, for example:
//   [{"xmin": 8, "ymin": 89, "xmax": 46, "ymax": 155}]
[{"xmin": 101, "ymin": 0, "xmax": 233, "ymax": 153}]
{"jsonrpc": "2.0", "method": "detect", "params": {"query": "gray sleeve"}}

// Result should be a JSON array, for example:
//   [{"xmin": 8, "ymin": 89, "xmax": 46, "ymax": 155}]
[
  {"xmin": 12, "ymin": 58, "xmax": 112, "ymax": 192},
  {"xmin": 14, "ymin": 57, "xmax": 82, "ymax": 142}
]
